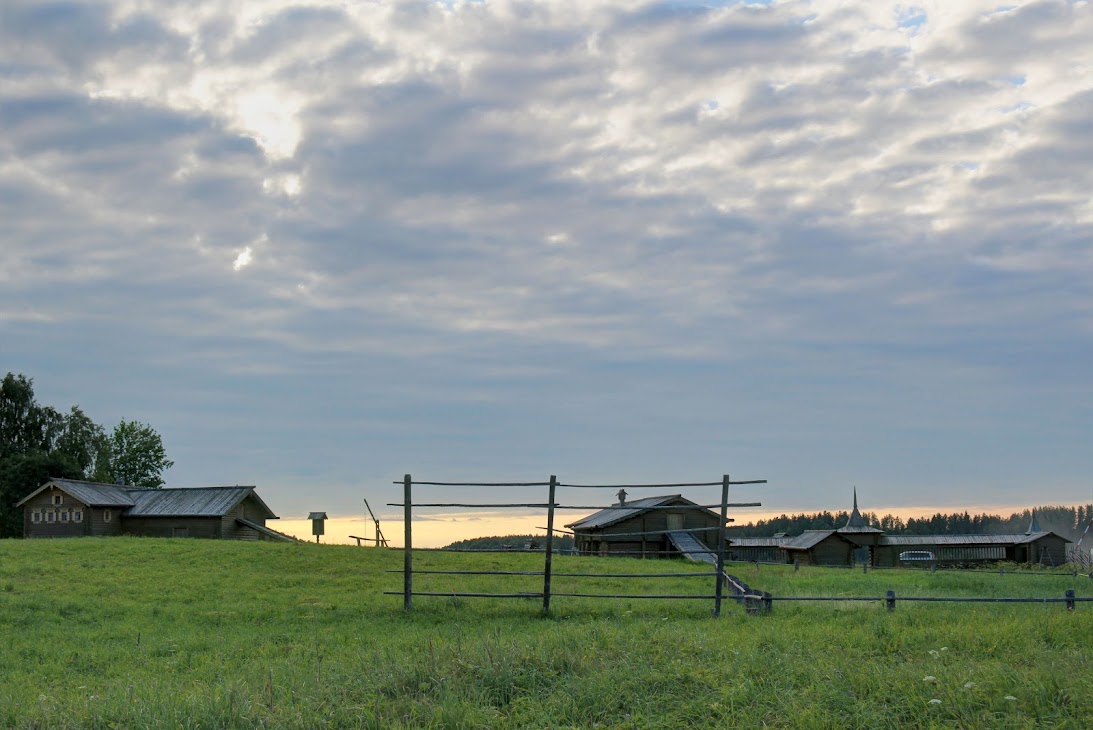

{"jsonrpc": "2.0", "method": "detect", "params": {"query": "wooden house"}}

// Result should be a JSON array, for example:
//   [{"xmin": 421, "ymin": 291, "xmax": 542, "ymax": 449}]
[
  {"xmin": 18, "ymin": 478, "xmax": 295, "ymax": 541},
  {"xmin": 565, "ymin": 494, "xmax": 724, "ymax": 558}
]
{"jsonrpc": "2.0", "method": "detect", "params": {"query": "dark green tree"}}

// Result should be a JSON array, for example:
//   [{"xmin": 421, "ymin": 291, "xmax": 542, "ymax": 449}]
[{"xmin": 108, "ymin": 419, "xmax": 174, "ymax": 489}]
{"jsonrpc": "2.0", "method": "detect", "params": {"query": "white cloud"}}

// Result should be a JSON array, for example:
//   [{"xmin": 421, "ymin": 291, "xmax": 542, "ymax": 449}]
[{"xmin": 2, "ymin": 0, "xmax": 1093, "ymax": 515}]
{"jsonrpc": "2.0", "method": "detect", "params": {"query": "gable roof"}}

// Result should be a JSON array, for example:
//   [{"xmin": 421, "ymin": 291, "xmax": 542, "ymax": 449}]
[
  {"xmin": 17, "ymin": 479, "xmax": 278, "ymax": 520},
  {"xmin": 16, "ymin": 478, "xmax": 142, "ymax": 508},
  {"xmin": 565, "ymin": 494, "xmax": 718, "ymax": 531},
  {"xmin": 781, "ymin": 530, "xmax": 858, "ymax": 551},
  {"xmin": 126, "ymin": 487, "xmax": 277, "ymax": 519}
]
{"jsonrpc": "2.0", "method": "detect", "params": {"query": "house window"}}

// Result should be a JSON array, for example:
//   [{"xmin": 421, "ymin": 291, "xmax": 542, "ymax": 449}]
[
  {"xmin": 103, "ymin": 509, "xmax": 112, "ymax": 523},
  {"xmin": 31, "ymin": 510, "xmax": 42, "ymax": 524},
  {"xmin": 46, "ymin": 511, "xmax": 56, "ymax": 523},
  {"xmin": 73, "ymin": 510, "xmax": 83, "ymax": 523},
  {"xmin": 61, "ymin": 511, "xmax": 70, "ymax": 523},
  {"xmin": 52, "ymin": 494, "xmax": 63, "ymax": 506}
]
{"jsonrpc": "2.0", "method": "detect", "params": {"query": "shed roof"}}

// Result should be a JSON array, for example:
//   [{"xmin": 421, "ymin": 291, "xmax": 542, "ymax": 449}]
[
  {"xmin": 126, "ymin": 487, "xmax": 276, "ymax": 519},
  {"xmin": 879, "ymin": 532, "xmax": 1068, "ymax": 547},
  {"xmin": 16, "ymin": 478, "xmax": 141, "ymax": 508},
  {"xmin": 565, "ymin": 495, "xmax": 718, "ymax": 531}
]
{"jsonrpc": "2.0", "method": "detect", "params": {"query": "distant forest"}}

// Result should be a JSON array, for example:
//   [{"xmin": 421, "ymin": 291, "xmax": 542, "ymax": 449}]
[
  {"xmin": 445, "ymin": 534, "xmax": 575, "ymax": 551},
  {"xmin": 727, "ymin": 504, "xmax": 1093, "ymax": 543}
]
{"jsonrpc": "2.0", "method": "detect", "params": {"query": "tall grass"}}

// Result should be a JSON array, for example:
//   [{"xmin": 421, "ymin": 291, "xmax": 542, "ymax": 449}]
[{"xmin": 1, "ymin": 538, "xmax": 1091, "ymax": 728}]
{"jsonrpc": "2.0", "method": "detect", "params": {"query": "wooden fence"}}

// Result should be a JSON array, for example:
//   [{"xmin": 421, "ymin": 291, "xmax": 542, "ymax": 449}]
[
  {"xmin": 741, "ymin": 589, "xmax": 1091, "ymax": 613},
  {"xmin": 385, "ymin": 473, "xmax": 765, "ymax": 617}
]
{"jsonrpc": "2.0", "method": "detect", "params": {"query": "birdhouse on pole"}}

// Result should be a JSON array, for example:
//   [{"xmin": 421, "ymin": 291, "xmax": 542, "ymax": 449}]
[{"xmin": 308, "ymin": 512, "xmax": 328, "ymax": 543}]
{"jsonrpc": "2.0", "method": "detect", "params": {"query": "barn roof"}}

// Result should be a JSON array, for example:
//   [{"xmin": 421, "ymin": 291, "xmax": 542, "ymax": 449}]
[
  {"xmin": 126, "ymin": 487, "xmax": 277, "ymax": 519},
  {"xmin": 18, "ymin": 478, "xmax": 279, "ymax": 519},
  {"xmin": 782, "ymin": 530, "xmax": 850, "ymax": 550},
  {"xmin": 16, "ymin": 478, "xmax": 142, "ymax": 508},
  {"xmin": 879, "ymin": 532, "xmax": 1069, "ymax": 546},
  {"xmin": 565, "ymin": 494, "xmax": 718, "ymax": 531}
]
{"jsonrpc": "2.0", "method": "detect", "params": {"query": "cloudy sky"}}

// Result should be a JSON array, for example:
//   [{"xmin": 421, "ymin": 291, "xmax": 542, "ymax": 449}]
[{"xmin": 3, "ymin": 0, "xmax": 1091, "ymax": 545}]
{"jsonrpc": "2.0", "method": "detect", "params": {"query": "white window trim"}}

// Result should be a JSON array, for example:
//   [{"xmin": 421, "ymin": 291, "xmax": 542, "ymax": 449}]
[
  {"xmin": 73, "ymin": 510, "xmax": 83, "ymax": 523},
  {"xmin": 103, "ymin": 509, "xmax": 112, "ymax": 523},
  {"xmin": 31, "ymin": 510, "xmax": 42, "ymax": 524},
  {"xmin": 61, "ymin": 511, "xmax": 70, "ymax": 523},
  {"xmin": 46, "ymin": 511, "xmax": 56, "ymax": 523},
  {"xmin": 52, "ymin": 494, "xmax": 63, "ymax": 506}
]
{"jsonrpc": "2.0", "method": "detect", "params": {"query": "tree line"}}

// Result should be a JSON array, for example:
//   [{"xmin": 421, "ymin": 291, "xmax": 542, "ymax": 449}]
[
  {"xmin": 445, "ymin": 534, "xmax": 576, "ymax": 551},
  {"xmin": 0, "ymin": 372, "xmax": 173, "ymax": 538},
  {"xmin": 727, "ymin": 504, "xmax": 1093, "ymax": 542}
]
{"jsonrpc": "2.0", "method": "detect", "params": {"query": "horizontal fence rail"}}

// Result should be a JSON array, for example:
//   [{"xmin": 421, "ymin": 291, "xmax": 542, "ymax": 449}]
[
  {"xmin": 396, "ymin": 473, "xmax": 766, "ymax": 616},
  {"xmin": 390, "ymin": 502, "xmax": 762, "ymax": 510},
  {"xmin": 387, "ymin": 570, "xmax": 720, "ymax": 578},
  {"xmin": 743, "ymin": 589, "xmax": 1087, "ymax": 613}
]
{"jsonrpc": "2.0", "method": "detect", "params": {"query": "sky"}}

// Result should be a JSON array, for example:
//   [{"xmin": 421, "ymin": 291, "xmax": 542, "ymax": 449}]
[{"xmin": 2, "ymin": 0, "xmax": 1092, "ymax": 547}]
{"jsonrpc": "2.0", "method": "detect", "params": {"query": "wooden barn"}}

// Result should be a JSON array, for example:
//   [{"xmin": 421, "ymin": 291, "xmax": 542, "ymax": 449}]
[
  {"xmin": 872, "ymin": 532, "xmax": 1071, "ymax": 567},
  {"xmin": 727, "ymin": 496, "xmax": 1072, "ymax": 568},
  {"xmin": 18, "ymin": 478, "xmax": 295, "ymax": 541},
  {"xmin": 566, "ymin": 494, "xmax": 724, "ymax": 558}
]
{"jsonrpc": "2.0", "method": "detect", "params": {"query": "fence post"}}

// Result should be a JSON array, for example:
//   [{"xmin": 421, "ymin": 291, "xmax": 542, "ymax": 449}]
[
  {"xmin": 886, "ymin": 590, "xmax": 896, "ymax": 612},
  {"xmin": 762, "ymin": 591, "xmax": 773, "ymax": 614},
  {"xmin": 1066, "ymin": 589, "xmax": 1076, "ymax": 611},
  {"xmin": 543, "ymin": 475, "xmax": 557, "ymax": 614},
  {"xmin": 793, "ymin": 558, "xmax": 800, "ymax": 572},
  {"xmin": 863, "ymin": 562, "xmax": 868, "ymax": 574},
  {"xmin": 714, "ymin": 474, "xmax": 729, "ymax": 618},
  {"xmin": 403, "ymin": 474, "xmax": 412, "ymax": 612}
]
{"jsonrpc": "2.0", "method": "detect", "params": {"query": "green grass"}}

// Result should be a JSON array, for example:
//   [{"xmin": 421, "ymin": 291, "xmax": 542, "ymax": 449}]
[{"xmin": 1, "ymin": 539, "xmax": 1092, "ymax": 728}]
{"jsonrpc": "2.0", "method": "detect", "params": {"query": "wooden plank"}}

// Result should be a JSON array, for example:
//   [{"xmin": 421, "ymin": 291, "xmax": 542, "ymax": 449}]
[
  {"xmin": 714, "ymin": 474, "xmax": 729, "ymax": 617},
  {"xmin": 543, "ymin": 475, "xmax": 557, "ymax": 613},
  {"xmin": 403, "ymin": 474, "xmax": 412, "ymax": 612}
]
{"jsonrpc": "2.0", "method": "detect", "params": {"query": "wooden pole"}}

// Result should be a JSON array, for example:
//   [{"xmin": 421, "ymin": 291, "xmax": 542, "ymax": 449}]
[
  {"xmin": 404, "ymin": 474, "xmax": 412, "ymax": 611},
  {"xmin": 714, "ymin": 474, "xmax": 729, "ymax": 617},
  {"xmin": 543, "ymin": 475, "xmax": 557, "ymax": 614}
]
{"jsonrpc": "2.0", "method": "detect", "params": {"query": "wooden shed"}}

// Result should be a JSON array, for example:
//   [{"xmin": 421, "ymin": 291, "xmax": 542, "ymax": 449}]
[
  {"xmin": 872, "ymin": 532, "xmax": 1071, "ymax": 567},
  {"xmin": 18, "ymin": 478, "xmax": 296, "ymax": 541},
  {"xmin": 565, "ymin": 494, "xmax": 724, "ymax": 558}
]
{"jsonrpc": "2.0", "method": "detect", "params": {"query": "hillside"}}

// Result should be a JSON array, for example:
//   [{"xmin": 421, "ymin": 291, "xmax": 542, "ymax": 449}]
[{"xmin": 1, "ymin": 537, "xmax": 1091, "ymax": 728}]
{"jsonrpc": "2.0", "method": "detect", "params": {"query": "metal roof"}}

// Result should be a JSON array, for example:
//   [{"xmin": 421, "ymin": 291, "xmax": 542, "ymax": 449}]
[
  {"xmin": 878, "ymin": 532, "xmax": 1067, "ymax": 546},
  {"xmin": 782, "ymin": 530, "xmax": 845, "ymax": 550},
  {"xmin": 125, "ymin": 487, "xmax": 275, "ymax": 518},
  {"xmin": 565, "ymin": 495, "xmax": 718, "ymax": 531},
  {"xmin": 17, "ymin": 479, "xmax": 139, "ymax": 508}
]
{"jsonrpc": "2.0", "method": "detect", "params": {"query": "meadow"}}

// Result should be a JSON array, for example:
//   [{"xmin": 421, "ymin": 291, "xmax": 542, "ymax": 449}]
[{"xmin": 1, "ymin": 538, "xmax": 1091, "ymax": 729}]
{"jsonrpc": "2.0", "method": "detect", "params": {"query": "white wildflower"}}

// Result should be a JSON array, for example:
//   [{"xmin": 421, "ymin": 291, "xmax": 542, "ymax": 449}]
[
  {"xmin": 923, "ymin": 676, "xmax": 937, "ymax": 682},
  {"xmin": 963, "ymin": 682, "xmax": 976, "ymax": 689},
  {"xmin": 1005, "ymin": 695, "xmax": 1018, "ymax": 701},
  {"xmin": 928, "ymin": 699, "xmax": 942, "ymax": 705},
  {"xmin": 941, "ymin": 647, "xmax": 949, "ymax": 651},
  {"xmin": 928, "ymin": 649, "xmax": 940, "ymax": 658}
]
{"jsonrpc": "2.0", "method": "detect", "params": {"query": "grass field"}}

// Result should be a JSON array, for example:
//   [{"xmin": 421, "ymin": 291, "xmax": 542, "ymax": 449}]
[{"xmin": 1, "ymin": 538, "xmax": 1091, "ymax": 728}]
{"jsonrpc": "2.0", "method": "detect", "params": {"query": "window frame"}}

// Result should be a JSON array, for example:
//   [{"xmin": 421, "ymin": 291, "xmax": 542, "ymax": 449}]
[
  {"xmin": 31, "ymin": 510, "xmax": 42, "ymax": 524},
  {"xmin": 103, "ymin": 509, "xmax": 112, "ymax": 523},
  {"xmin": 52, "ymin": 494, "xmax": 64, "ymax": 506}
]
